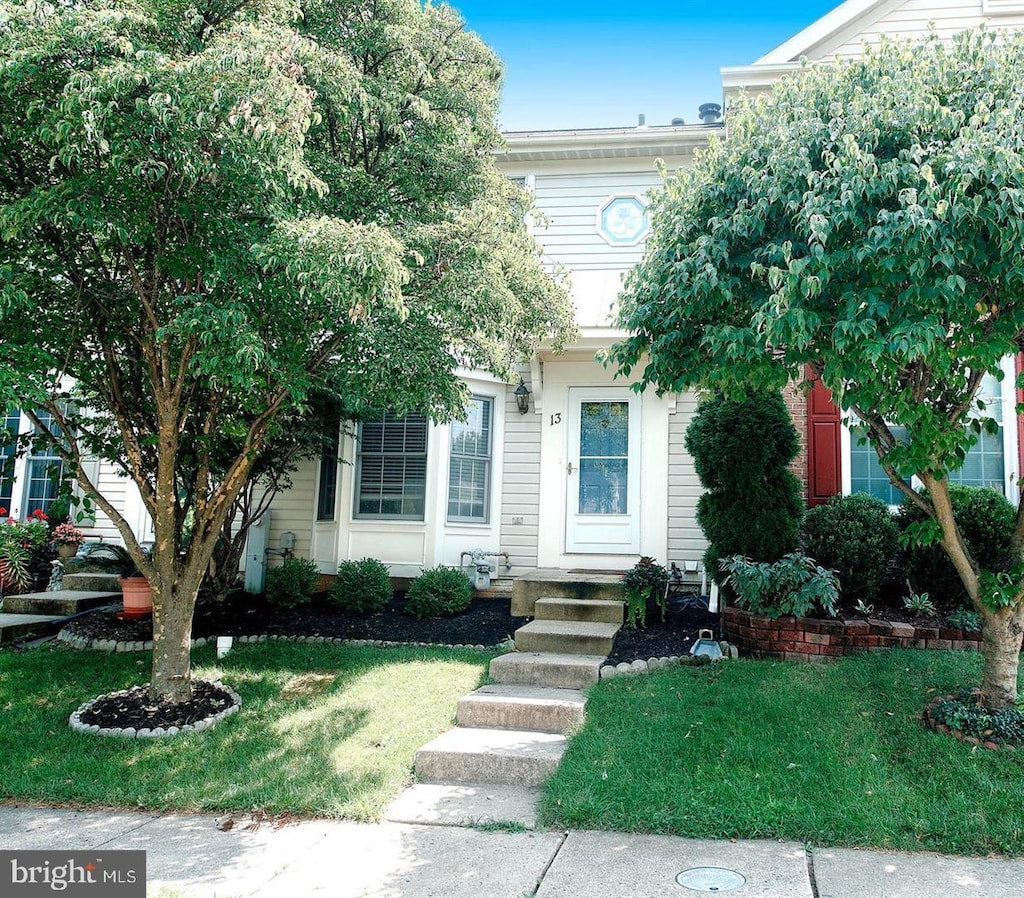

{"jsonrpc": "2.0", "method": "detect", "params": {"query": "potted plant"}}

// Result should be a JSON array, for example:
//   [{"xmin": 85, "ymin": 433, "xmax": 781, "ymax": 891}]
[
  {"xmin": 0, "ymin": 508, "xmax": 51, "ymax": 594},
  {"xmin": 82, "ymin": 543, "xmax": 153, "ymax": 617},
  {"xmin": 621, "ymin": 556, "xmax": 670, "ymax": 628},
  {"xmin": 51, "ymin": 522, "xmax": 84, "ymax": 559}
]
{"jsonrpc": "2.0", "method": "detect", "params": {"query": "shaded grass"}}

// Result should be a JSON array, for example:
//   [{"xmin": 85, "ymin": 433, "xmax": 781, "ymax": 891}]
[
  {"xmin": 0, "ymin": 641, "xmax": 496, "ymax": 820},
  {"xmin": 541, "ymin": 650, "xmax": 1024, "ymax": 855}
]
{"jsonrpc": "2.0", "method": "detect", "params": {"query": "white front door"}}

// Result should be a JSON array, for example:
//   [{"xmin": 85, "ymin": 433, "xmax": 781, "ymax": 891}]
[{"xmin": 565, "ymin": 388, "xmax": 641, "ymax": 554}]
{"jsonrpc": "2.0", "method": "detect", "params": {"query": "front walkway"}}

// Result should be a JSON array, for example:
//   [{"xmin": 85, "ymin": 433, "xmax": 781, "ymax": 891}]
[{"xmin": 3, "ymin": 805, "xmax": 1023, "ymax": 897}]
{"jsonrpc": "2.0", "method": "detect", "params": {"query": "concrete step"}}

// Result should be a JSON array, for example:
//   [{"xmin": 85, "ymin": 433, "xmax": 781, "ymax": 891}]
[
  {"xmin": 62, "ymin": 572, "xmax": 122, "ymax": 593},
  {"xmin": 534, "ymin": 596, "xmax": 624, "ymax": 624},
  {"xmin": 489, "ymin": 651, "xmax": 605, "ymax": 689},
  {"xmin": 384, "ymin": 783, "xmax": 541, "ymax": 828},
  {"xmin": 515, "ymin": 620, "xmax": 620, "ymax": 656},
  {"xmin": 0, "ymin": 613, "xmax": 64, "ymax": 643},
  {"xmin": 414, "ymin": 727, "xmax": 566, "ymax": 786},
  {"xmin": 1, "ymin": 591, "xmax": 120, "ymax": 616},
  {"xmin": 511, "ymin": 569, "xmax": 625, "ymax": 617},
  {"xmin": 457, "ymin": 684, "xmax": 587, "ymax": 734}
]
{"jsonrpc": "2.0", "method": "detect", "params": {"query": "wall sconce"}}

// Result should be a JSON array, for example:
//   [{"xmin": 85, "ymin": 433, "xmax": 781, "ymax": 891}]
[{"xmin": 514, "ymin": 377, "xmax": 531, "ymax": 415}]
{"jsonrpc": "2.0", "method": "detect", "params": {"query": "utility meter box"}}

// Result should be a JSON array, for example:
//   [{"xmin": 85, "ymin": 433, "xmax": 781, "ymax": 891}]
[{"xmin": 244, "ymin": 513, "xmax": 270, "ymax": 594}]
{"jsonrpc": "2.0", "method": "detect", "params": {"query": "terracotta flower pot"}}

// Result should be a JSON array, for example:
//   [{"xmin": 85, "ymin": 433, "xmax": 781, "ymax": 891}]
[
  {"xmin": 119, "ymin": 576, "xmax": 153, "ymax": 618},
  {"xmin": 57, "ymin": 543, "xmax": 79, "ymax": 559}
]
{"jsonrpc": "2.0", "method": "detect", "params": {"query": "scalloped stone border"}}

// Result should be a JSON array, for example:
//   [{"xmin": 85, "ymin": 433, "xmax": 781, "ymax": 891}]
[
  {"xmin": 599, "ymin": 642, "xmax": 738, "ymax": 679},
  {"xmin": 55, "ymin": 626, "xmax": 736, "ymax": 680},
  {"xmin": 922, "ymin": 695, "xmax": 1020, "ymax": 752},
  {"xmin": 56, "ymin": 628, "xmax": 512, "ymax": 654},
  {"xmin": 69, "ymin": 679, "xmax": 242, "ymax": 739}
]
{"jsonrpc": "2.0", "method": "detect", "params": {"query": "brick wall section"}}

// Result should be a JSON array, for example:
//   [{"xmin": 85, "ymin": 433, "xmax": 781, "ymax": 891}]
[
  {"xmin": 782, "ymin": 381, "xmax": 809, "ymax": 503},
  {"xmin": 724, "ymin": 606, "xmax": 986, "ymax": 662}
]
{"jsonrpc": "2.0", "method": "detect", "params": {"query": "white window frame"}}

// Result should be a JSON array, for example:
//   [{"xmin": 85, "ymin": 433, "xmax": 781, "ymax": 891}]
[
  {"xmin": 353, "ymin": 411, "xmax": 429, "ymax": 521},
  {"xmin": 446, "ymin": 395, "xmax": 494, "ymax": 524}
]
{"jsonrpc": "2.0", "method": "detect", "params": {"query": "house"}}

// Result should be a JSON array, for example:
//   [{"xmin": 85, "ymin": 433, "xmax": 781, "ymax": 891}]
[
  {"xmin": 5, "ymin": 0, "xmax": 1021, "ymax": 584},
  {"xmin": 267, "ymin": 0, "xmax": 1024, "ymax": 585}
]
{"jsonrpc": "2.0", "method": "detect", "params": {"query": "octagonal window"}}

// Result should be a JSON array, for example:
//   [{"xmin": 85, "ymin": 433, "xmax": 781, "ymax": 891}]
[{"xmin": 597, "ymin": 195, "xmax": 649, "ymax": 246}]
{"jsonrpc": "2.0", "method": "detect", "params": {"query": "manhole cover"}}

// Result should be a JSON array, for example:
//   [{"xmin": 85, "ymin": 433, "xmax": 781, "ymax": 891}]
[{"xmin": 675, "ymin": 867, "xmax": 746, "ymax": 892}]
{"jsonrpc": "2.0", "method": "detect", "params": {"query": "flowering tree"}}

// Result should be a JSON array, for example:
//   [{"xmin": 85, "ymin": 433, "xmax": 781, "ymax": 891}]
[
  {"xmin": 613, "ymin": 31, "xmax": 1024, "ymax": 709},
  {"xmin": 0, "ymin": 0, "xmax": 572, "ymax": 703}
]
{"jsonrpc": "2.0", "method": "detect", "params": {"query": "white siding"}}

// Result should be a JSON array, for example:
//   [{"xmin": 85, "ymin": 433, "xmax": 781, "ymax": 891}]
[
  {"xmin": 667, "ymin": 395, "xmax": 707, "ymax": 566},
  {"xmin": 267, "ymin": 458, "xmax": 317, "ymax": 563},
  {"xmin": 499, "ymin": 371, "xmax": 541, "ymax": 573},
  {"xmin": 532, "ymin": 171, "xmax": 665, "ymax": 272},
  {"xmin": 83, "ymin": 460, "xmax": 133, "ymax": 543},
  {"xmin": 810, "ymin": 0, "xmax": 1024, "ymax": 61}
]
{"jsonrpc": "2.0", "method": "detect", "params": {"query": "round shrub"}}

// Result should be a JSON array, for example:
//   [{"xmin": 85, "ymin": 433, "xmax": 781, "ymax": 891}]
[
  {"xmin": 685, "ymin": 391, "xmax": 804, "ymax": 581},
  {"xmin": 330, "ymin": 557, "xmax": 392, "ymax": 613},
  {"xmin": 405, "ymin": 566, "xmax": 473, "ymax": 619},
  {"xmin": 266, "ymin": 555, "xmax": 320, "ymax": 609},
  {"xmin": 898, "ymin": 485, "xmax": 1015, "ymax": 608},
  {"xmin": 801, "ymin": 493, "xmax": 898, "ymax": 607}
]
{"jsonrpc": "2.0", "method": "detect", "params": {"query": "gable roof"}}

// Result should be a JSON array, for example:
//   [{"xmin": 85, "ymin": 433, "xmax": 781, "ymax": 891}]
[{"xmin": 755, "ymin": 0, "xmax": 893, "ymax": 63}]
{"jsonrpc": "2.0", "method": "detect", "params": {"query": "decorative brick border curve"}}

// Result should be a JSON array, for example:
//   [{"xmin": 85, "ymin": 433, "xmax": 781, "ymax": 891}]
[
  {"xmin": 724, "ymin": 606, "xmax": 983, "ymax": 662},
  {"xmin": 68, "ymin": 680, "xmax": 241, "ymax": 739},
  {"xmin": 922, "ymin": 695, "xmax": 1018, "ymax": 752},
  {"xmin": 56, "ymin": 628, "xmax": 512, "ymax": 654}
]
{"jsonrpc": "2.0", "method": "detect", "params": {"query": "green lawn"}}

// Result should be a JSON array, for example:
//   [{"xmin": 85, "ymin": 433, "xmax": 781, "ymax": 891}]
[
  {"xmin": 0, "ymin": 641, "xmax": 494, "ymax": 820},
  {"xmin": 541, "ymin": 650, "xmax": 1024, "ymax": 856}
]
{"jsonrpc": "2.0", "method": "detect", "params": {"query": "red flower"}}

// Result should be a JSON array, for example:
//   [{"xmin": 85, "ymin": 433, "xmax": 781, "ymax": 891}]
[
  {"xmin": 0, "ymin": 507, "xmax": 6, "ymax": 517},
  {"xmin": 29, "ymin": 509, "xmax": 47, "ymax": 521}
]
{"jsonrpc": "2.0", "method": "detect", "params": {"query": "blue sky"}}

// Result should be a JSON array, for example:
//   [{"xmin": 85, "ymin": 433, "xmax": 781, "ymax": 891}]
[{"xmin": 451, "ymin": 1, "xmax": 843, "ymax": 131}]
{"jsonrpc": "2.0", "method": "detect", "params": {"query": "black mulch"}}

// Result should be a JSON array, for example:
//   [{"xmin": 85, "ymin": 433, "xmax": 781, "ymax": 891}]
[
  {"xmin": 62, "ymin": 590, "xmax": 722, "ymax": 662},
  {"xmin": 605, "ymin": 594, "xmax": 720, "ymax": 664},
  {"xmin": 79, "ymin": 681, "xmax": 235, "ymax": 731}
]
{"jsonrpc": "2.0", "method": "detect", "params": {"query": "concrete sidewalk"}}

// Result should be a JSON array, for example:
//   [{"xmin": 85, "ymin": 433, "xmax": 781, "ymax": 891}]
[{"xmin": 2, "ymin": 805, "xmax": 1022, "ymax": 897}]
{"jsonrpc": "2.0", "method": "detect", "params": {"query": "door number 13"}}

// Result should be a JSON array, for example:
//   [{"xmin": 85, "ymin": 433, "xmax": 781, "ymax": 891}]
[{"xmin": 550, "ymin": 413, "xmax": 562, "ymax": 426}]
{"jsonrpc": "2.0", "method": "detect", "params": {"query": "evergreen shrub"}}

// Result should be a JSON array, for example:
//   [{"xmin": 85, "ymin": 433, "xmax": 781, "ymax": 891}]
[
  {"xmin": 266, "ymin": 555, "xmax": 320, "ymax": 609},
  {"xmin": 802, "ymin": 493, "xmax": 898, "ymax": 607},
  {"xmin": 405, "ymin": 565, "xmax": 473, "ymax": 619},
  {"xmin": 898, "ymin": 485, "xmax": 1015, "ymax": 608},
  {"xmin": 330, "ymin": 557, "xmax": 393, "ymax": 613},
  {"xmin": 685, "ymin": 391, "xmax": 804, "ymax": 583}
]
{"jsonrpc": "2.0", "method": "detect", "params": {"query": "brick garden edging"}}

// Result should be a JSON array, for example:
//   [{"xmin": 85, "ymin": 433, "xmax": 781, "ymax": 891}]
[{"xmin": 724, "ymin": 606, "xmax": 984, "ymax": 662}]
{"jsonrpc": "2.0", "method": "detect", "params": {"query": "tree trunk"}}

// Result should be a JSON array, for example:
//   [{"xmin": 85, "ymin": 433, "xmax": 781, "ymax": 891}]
[
  {"xmin": 150, "ymin": 582, "xmax": 199, "ymax": 703},
  {"xmin": 980, "ymin": 604, "xmax": 1024, "ymax": 709}
]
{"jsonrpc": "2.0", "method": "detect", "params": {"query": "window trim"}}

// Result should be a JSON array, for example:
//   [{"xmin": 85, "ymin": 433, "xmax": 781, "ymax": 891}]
[
  {"xmin": 353, "ymin": 411, "xmax": 429, "ymax": 522},
  {"xmin": 315, "ymin": 420, "xmax": 341, "ymax": 522},
  {"xmin": 446, "ymin": 395, "xmax": 494, "ymax": 525}
]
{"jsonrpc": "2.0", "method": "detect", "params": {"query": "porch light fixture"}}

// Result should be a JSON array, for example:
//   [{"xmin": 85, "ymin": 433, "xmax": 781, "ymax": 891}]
[{"xmin": 514, "ymin": 378, "xmax": 531, "ymax": 415}]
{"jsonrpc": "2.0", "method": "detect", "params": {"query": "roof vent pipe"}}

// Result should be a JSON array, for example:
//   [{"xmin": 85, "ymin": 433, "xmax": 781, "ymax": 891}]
[
  {"xmin": 698, "ymin": 102, "xmax": 722, "ymax": 125},
  {"xmin": 670, "ymin": 117, "xmax": 685, "ymax": 126},
  {"xmin": 637, "ymin": 113, "xmax": 647, "ymax": 128}
]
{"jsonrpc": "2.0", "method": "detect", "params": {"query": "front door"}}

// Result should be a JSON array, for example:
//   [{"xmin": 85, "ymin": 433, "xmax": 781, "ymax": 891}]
[{"xmin": 565, "ymin": 389, "xmax": 641, "ymax": 554}]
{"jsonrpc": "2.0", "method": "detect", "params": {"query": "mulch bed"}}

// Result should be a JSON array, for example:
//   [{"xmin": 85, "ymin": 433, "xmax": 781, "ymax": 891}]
[
  {"xmin": 60, "ymin": 591, "xmax": 723, "ymax": 733},
  {"xmin": 63, "ymin": 590, "xmax": 721, "ymax": 662},
  {"xmin": 78, "ymin": 681, "xmax": 236, "ymax": 731}
]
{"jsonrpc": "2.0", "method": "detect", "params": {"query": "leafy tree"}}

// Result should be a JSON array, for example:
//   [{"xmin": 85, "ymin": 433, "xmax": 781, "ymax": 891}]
[
  {"xmin": 612, "ymin": 30, "xmax": 1024, "ymax": 709},
  {"xmin": 0, "ymin": 0, "xmax": 572, "ymax": 703}
]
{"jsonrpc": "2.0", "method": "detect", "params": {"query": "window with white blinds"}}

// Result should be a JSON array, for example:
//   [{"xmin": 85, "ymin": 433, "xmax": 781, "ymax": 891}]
[
  {"xmin": 354, "ymin": 411, "xmax": 428, "ymax": 520},
  {"xmin": 447, "ymin": 396, "xmax": 492, "ymax": 523}
]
